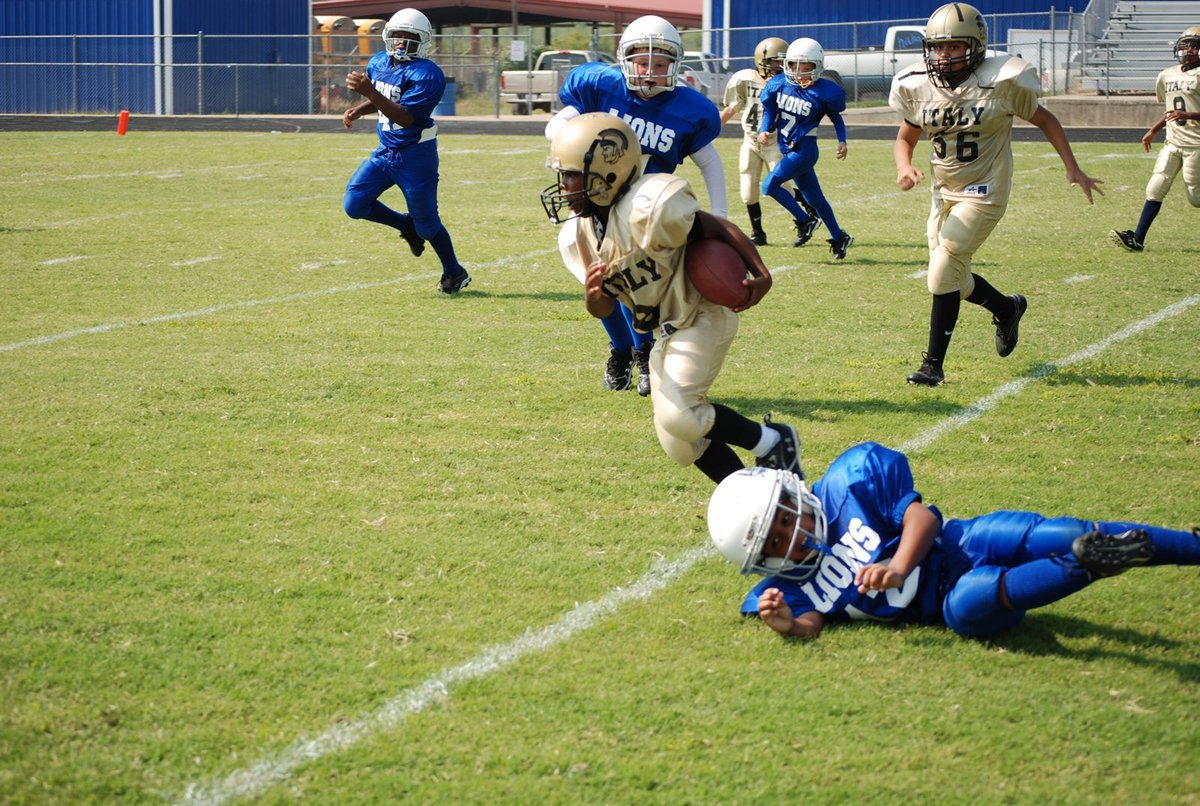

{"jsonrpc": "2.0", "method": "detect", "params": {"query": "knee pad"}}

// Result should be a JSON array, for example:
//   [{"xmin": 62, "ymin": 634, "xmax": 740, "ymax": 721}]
[
  {"xmin": 927, "ymin": 247, "xmax": 973, "ymax": 296},
  {"xmin": 943, "ymin": 566, "xmax": 1025, "ymax": 638},
  {"xmin": 342, "ymin": 191, "xmax": 372, "ymax": 220}
]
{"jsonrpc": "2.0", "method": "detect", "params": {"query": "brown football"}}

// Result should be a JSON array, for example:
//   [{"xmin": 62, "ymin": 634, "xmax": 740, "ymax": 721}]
[{"xmin": 684, "ymin": 238, "xmax": 751, "ymax": 309}]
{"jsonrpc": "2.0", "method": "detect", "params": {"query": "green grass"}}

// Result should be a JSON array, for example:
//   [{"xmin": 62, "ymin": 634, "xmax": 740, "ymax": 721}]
[{"xmin": 1, "ymin": 129, "xmax": 1198, "ymax": 804}]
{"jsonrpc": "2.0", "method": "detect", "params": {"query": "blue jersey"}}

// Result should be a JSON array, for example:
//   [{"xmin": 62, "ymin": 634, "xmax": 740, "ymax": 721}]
[
  {"xmin": 759, "ymin": 74, "xmax": 848, "ymax": 153},
  {"xmin": 559, "ymin": 63, "xmax": 722, "ymax": 174},
  {"xmin": 364, "ymin": 51, "xmax": 443, "ymax": 150},
  {"xmin": 740, "ymin": 442, "xmax": 955, "ymax": 625}
]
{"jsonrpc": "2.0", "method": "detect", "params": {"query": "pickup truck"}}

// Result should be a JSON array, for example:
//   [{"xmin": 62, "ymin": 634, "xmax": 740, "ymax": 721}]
[
  {"xmin": 499, "ymin": 50, "xmax": 615, "ymax": 114},
  {"xmin": 821, "ymin": 25, "xmax": 928, "ymax": 95},
  {"xmin": 679, "ymin": 51, "xmax": 729, "ymax": 106}
]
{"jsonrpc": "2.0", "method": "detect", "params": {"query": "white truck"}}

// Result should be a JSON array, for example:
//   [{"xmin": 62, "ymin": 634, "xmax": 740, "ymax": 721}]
[
  {"xmin": 498, "ymin": 50, "xmax": 615, "ymax": 114},
  {"xmin": 820, "ymin": 25, "xmax": 928, "ymax": 94}
]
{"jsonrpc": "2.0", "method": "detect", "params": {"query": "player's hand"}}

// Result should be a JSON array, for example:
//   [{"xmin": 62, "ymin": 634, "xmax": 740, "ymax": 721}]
[
  {"xmin": 757, "ymin": 132, "xmax": 770, "ymax": 147},
  {"xmin": 1141, "ymin": 130, "xmax": 1156, "ymax": 152},
  {"xmin": 836, "ymin": 141, "xmax": 848, "ymax": 160},
  {"xmin": 583, "ymin": 260, "xmax": 614, "ymax": 318},
  {"xmin": 735, "ymin": 273, "xmax": 772, "ymax": 312},
  {"xmin": 854, "ymin": 562, "xmax": 904, "ymax": 593},
  {"xmin": 342, "ymin": 107, "xmax": 360, "ymax": 129},
  {"xmin": 896, "ymin": 166, "xmax": 924, "ymax": 191},
  {"xmin": 757, "ymin": 588, "xmax": 796, "ymax": 635},
  {"xmin": 1067, "ymin": 168, "xmax": 1104, "ymax": 204},
  {"xmin": 346, "ymin": 71, "xmax": 371, "ymax": 95}
]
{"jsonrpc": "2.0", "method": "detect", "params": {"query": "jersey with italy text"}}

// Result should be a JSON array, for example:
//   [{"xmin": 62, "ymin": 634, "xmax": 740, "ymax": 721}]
[
  {"xmin": 889, "ymin": 55, "xmax": 1041, "ymax": 207},
  {"xmin": 365, "ymin": 51, "xmax": 443, "ymax": 149},
  {"xmin": 739, "ymin": 442, "xmax": 952, "ymax": 625},
  {"xmin": 559, "ymin": 64, "xmax": 723, "ymax": 174},
  {"xmin": 1156, "ymin": 63, "xmax": 1200, "ymax": 149},
  {"xmin": 724, "ymin": 67, "xmax": 767, "ymax": 139},
  {"xmin": 556, "ymin": 173, "xmax": 703, "ymax": 333},
  {"xmin": 759, "ymin": 74, "xmax": 848, "ymax": 152}
]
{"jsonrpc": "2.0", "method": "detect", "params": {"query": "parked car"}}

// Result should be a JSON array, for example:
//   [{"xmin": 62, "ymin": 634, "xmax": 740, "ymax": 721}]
[
  {"xmin": 499, "ymin": 50, "xmax": 615, "ymax": 114},
  {"xmin": 679, "ymin": 50, "xmax": 729, "ymax": 105}
]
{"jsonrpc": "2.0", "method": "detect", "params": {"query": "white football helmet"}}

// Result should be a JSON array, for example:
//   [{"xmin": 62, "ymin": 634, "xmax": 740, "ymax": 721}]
[
  {"xmin": 707, "ymin": 466, "xmax": 830, "ymax": 581},
  {"xmin": 1175, "ymin": 26, "xmax": 1200, "ymax": 70},
  {"xmin": 617, "ymin": 15, "xmax": 683, "ymax": 96},
  {"xmin": 383, "ymin": 8, "xmax": 432, "ymax": 60},
  {"xmin": 923, "ymin": 3, "xmax": 988, "ymax": 88},
  {"xmin": 541, "ymin": 113, "xmax": 642, "ymax": 224},
  {"xmin": 784, "ymin": 38, "xmax": 825, "ymax": 88}
]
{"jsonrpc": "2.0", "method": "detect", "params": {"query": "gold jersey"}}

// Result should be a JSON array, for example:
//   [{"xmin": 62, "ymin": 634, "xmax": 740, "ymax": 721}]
[
  {"xmin": 723, "ymin": 68, "xmax": 767, "ymax": 138},
  {"xmin": 889, "ymin": 55, "xmax": 1041, "ymax": 207},
  {"xmin": 556, "ymin": 173, "xmax": 703, "ymax": 334},
  {"xmin": 1156, "ymin": 64, "xmax": 1200, "ymax": 149}
]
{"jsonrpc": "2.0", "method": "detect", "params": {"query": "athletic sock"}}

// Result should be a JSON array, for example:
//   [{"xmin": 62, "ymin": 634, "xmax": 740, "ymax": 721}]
[
  {"xmin": 1094, "ymin": 521, "xmax": 1200, "ymax": 565},
  {"xmin": 705, "ymin": 403, "xmax": 765, "ymax": 451},
  {"xmin": 926, "ymin": 292, "xmax": 961, "ymax": 364},
  {"xmin": 965, "ymin": 274, "xmax": 1012, "ymax": 319},
  {"xmin": 1134, "ymin": 200, "xmax": 1162, "ymax": 244}
]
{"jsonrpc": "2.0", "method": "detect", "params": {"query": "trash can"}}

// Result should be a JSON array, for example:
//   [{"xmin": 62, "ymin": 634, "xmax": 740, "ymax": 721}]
[{"xmin": 433, "ymin": 78, "xmax": 456, "ymax": 116}]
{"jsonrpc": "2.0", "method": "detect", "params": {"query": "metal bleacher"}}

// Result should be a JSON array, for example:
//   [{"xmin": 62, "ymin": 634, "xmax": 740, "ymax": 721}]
[{"xmin": 1081, "ymin": 0, "xmax": 1200, "ymax": 93}]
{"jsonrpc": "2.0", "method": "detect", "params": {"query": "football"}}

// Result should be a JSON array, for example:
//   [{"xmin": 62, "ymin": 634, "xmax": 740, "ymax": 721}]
[{"xmin": 685, "ymin": 238, "xmax": 751, "ymax": 309}]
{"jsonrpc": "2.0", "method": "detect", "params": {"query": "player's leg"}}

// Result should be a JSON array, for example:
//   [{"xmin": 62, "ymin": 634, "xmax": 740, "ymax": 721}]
[
  {"xmin": 790, "ymin": 166, "xmax": 850, "ymax": 260},
  {"xmin": 649, "ymin": 305, "xmax": 799, "ymax": 481},
  {"xmin": 1112, "ymin": 145, "xmax": 1182, "ymax": 251},
  {"xmin": 618, "ymin": 304, "xmax": 655, "ymax": 397},
  {"xmin": 598, "ymin": 306, "xmax": 636, "ymax": 392},
  {"xmin": 741, "ymin": 140, "xmax": 768, "ymax": 245},
  {"xmin": 761, "ymin": 149, "xmax": 819, "ymax": 245},
  {"xmin": 342, "ymin": 153, "xmax": 421, "ymax": 245},
  {"xmin": 1181, "ymin": 145, "xmax": 1200, "ymax": 208},
  {"xmin": 394, "ymin": 140, "xmax": 470, "ymax": 292}
]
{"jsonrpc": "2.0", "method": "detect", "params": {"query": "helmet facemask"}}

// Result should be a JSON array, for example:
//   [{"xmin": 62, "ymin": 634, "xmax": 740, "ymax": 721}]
[
  {"xmin": 383, "ymin": 9, "xmax": 432, "ymax": 61},
  {"xmin": 708, "ymin": 468, "xmax": 831, "ymax": 582},
  {"xmin": 541, "ymin": 115, "xmax": 640, "ymax": 224}
]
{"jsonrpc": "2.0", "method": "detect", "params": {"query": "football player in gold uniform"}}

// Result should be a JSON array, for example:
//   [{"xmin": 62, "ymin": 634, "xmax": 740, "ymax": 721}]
[
  {"xmin": 890, "ymin": 2, "xmax": 1102, "ymax": 386},
  {"xmin": 1110, "ymin": 26, "xmax": 1200, "ymax": 252},
  {"xmin": 720, "ymin": 37, "xmax": 810, "ymax": 246},
  {"xmin": 542, "ymin": 113, "xmax": 802, "ymax": 483}
]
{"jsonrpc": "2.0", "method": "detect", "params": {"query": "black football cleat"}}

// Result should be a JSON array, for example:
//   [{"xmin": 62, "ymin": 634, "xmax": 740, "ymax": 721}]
[
  {"xmin": 993, "ymin": 294, "xmax": 1027, "ymax": 358},
  {"xmin": 1072, "ymin": 528, "xmax": 1155, "ymax": 578},
  {"xmin": 751, "ymin": 230, "xmax": 768, "ymax": 247},
  {"xmin": 400, "ymin": 221, "xmax": 426, "ymax": 257},
  {"xmin": 604, "ymin": 346, "xmax": 633, "ymax": 391},
  {"xmin": 793, "ymin": 216, "xmax": 820, "ymax": 247},
  {"xmin": 1108, "ymin": 229, "xmax": 1144, "ymax": 253},
  {"xmin": 634, "ymin": 342, "xmax": 652, "ymax": 397},
  {"xmin": 828, "ymin": 232, "xmax": 853, "ymax": 260},
  {"xmin": 757, "ymin": 414, "xmax": 803, "ymax": 478},
  {"xmin": 907, "ymin": 353, "xmax": 944, "ymax": 387},
  {"xmin": 438, "ymin": 269, "xmax": 471, "ymax": 295}
]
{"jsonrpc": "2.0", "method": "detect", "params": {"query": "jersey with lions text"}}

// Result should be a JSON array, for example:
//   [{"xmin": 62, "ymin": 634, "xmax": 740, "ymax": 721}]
[
  {"xmin": 364, "ymin": 51, "xmax": 442, "ymax": 149},
  {"xmin": 889, "ymin": 55, "xmax": 1041, "ymax": 207},
  {"xmin": 1156, "ymin": 64, "xmax": 1200, "ymax": 149},
  {"xmin": 556, "ymin": 173, "xmax": 703, "ymax": 334},
  {"xmin": 559, "ymin": 64, "xmax": 723, "ymax": 174}
]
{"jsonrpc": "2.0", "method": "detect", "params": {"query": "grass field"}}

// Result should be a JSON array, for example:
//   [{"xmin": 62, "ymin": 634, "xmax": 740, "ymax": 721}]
[{"xmin": 1, "ymin": 126, "xmax": 1198, "ymax": 804}]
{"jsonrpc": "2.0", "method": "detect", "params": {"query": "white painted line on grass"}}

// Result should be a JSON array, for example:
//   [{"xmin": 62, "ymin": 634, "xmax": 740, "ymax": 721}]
[
  {"xmin": 1064, "ymin": 274, "xmax": 1094, "ymax": 284},
  {"xmin": 0, "ymin": 249, "xmax": 560, "ymax": 354},
  {"xmin": 178, "ymin": 544, "xmax": 711, "ymax": 806},
  {"xmin": 175, "ymin": 292, "xmax": 1199, "ymax": 805},
  {"xmin": 171, "ymin": 256, "xmax": 221, "ymax": 267},
  {"xmin": 902, "ymin": 293, "xmax": 1200, "ymax": 454},
  {"xmin": 41, "ymin": 255, "xmax": 93, "ymax": 265}
]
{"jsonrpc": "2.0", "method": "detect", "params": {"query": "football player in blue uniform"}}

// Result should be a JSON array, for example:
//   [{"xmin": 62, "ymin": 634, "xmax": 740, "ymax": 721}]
[
  {"xmin": 708, "ymin": 443, "xmax": 1200, "ymax": 639},
  {"xmin": 545, "ymin": 15, "xmax": 727, "ymax": 397},
  {"xmin": 342, "ymin": 8, "xmax": 471, "ymax": 295},
  {"xmin": 758, "ymin": 37, "xmax": 853, "ymax": 259}
]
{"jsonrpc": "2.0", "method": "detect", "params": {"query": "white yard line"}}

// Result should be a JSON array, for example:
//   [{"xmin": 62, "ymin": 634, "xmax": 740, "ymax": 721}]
[{"xmin": 176, "ymin": 292, "xmax": 1200, "ymax": 805}]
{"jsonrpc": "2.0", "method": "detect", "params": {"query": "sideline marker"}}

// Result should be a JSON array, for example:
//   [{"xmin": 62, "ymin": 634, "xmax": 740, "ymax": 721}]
[{"xmin": 117, "ymin": 110, "xmax": 130, "ymax": 135}]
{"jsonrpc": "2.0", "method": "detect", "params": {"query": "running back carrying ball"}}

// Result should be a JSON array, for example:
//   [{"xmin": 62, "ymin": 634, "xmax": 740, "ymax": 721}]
[{"xmin": 685, "ymin": 238, "xmax": 752, "ymax": 308}]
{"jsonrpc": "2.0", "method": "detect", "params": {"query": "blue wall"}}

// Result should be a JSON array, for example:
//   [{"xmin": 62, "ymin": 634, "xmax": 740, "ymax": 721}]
[{"xmin": 0, "ymin": 0, "xmax": 311, "ymax": 114}]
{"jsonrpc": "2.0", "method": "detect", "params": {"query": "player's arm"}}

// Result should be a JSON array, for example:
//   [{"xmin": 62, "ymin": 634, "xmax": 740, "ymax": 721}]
[
  {"xmin": 893, "ymin": 120, "xmax": 924, "ymax": 190},
  {"xmin": 343, "ymin": 99, "xmax": 376, "ymax": 129},
  {"xmin": 583, "ymin": 259, "xmax": 615, "ymax": 320},
  {"xmin": 545, "ymin": 105, "xmax": 581, "ymax": 141},
  {"xmin": 827, "ymin": 109, "xmax": 849, "ymax": 160},
  {"xmin": 854, "ymin": 500, "xmax": 939, "ymax": 594},
  {"xmin": 757, "ymin": 587, "xmax": 825, "ymax": 638},
  {"xmin": 346, "ymin": 70, "xmax": 415, "ymax": 128},
  {"xmin": 691, "ymin": 210, "xmax": 772, "ymax": 309},
  {"xmin": 1142, "ymin": 111, "xmax": 1169, "ymax": 151},
  {"xmin": 690, "ymin": 144, "xmax": 729, "ymax": 219},
  {"xmin": 1026, "ymin": 105, "xmax": 1103, "ymax": 203}
]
